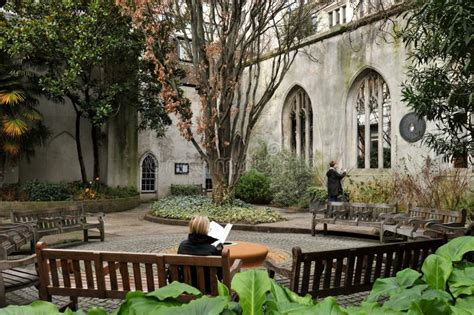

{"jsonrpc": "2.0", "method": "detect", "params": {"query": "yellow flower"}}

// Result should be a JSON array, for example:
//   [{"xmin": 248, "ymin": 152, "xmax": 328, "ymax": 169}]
[{"xmin": 85, "ymin": 188, "xmax": 90, "ymax": 192}]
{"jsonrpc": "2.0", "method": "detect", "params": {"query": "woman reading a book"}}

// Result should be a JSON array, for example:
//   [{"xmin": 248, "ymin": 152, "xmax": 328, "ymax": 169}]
[{"xmin": 178, "ymin": 215, "xmax": 223, "ymax": 256}]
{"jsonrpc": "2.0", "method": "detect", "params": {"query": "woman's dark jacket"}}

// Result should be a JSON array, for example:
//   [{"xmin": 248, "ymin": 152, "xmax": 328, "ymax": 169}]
[
  {"xmin": 178, "ymin": 233, "xmax": 221, "ymax": 256},
  {"xmin": 177, "ymin": 233, "xmax": 222, "ymax": 293},
  {"xmin": 326, "ymin": 168, "xmax": 346, "ymax": 197}
]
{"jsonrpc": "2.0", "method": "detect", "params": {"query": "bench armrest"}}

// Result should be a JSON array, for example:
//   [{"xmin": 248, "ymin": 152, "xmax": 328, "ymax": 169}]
[
  {"xmin": 426, "ymin": 223, "xmax": 468, "ymax": 233},
  {"xmin": 0, "ymin": 232, "xmax": 15, "ymax": 244},
  {"xmin": 264, "ymin": 259, "xmax": 292, "ymax": 279},
  {"xmin": 312, "ymin": 207, "xmax": 327, "ymax": 215},
  {"xmin": 229, "ymin": 259, "xmax": 242, "ymax": 278},
  {"xmin": 0, "ymin": 253, "xmax": 36, "ymax": 270},
  {"xmin": 378, "ymin": 212, "xmax": 398, "ymax": 221},
  {"xmin": 381, "ymin": 213, "xmax": 409, "ymax": 225},
  {"xmin": 425, "ymin": 222, "xmax": 465, "ymax": 228},
  {"xmin": 408, "ymin": 218, "xmax": 441, "ymax": 227},
  {"xmin": 86, "ymin": 212, "xmax": 105, "ymax": 218}
]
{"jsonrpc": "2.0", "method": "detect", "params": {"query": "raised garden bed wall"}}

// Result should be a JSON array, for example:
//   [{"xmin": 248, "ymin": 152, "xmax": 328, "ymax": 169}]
[{"xmin": 0, "ymin": 196, "xmax": 140, "ymax": 218}]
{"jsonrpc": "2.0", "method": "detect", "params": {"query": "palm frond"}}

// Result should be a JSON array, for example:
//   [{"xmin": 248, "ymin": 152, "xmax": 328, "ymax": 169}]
[
  {"xmin": 21, "ymin": 107, "xmax": 43, "ymax": 121},
  {"xmin": 2, "ymin": 117, "xmax": 28, "ymax": 137},
  {"xmin": 0, "ymin": 90, "xmax": 26, "ymax": 105},
  {"xmin": 2, "ymin": 141, "xmax": 21, "ymax": 156}
]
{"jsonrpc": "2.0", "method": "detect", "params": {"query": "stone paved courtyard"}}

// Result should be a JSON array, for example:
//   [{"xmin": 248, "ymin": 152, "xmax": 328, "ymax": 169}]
[{"xmin": 5, "ymin": 205, "xmax": 377, "ymax": 312}]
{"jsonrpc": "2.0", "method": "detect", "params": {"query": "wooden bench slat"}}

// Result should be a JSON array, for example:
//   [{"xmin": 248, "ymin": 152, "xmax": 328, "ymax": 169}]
[
  {"xmin": 84, "ymin": 260, "xmax": 95, "ymax": 289},
  {"xmin": 196, "ymin": 267, "xmax": 206, "ymax": 292},
  {"xmin": 145, "ymin": 263, "xmax": 155, "ymax": 292}
]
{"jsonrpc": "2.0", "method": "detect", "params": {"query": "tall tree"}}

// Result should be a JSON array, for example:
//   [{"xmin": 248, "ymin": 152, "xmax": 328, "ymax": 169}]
[
  {"xmin": 1, "ymin": 0, "xmax": 170, "ymax": 183},
  {"xmin": 401, "ymin": 0, "xmax": 473, "ymax": 165},
  {"xmin": 120, "ymin": 0, "xmax": 327, "ymax": 204}
]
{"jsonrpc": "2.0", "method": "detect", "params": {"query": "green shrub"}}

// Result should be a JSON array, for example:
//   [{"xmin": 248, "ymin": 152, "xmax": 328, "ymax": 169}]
[
  {"xmin": 103, "ymin": 186, "xmax": 139, "ymax": 199},
  {"xmin": 22, "ymin": 181, "xmax": 71, "ymax": 201},
  {"xmin": 268, "ymin": 152, "xmax": 313, "ymax": 207},
  {"xmin": 307, "ymin": 186, "xmax": 327, "ymax": 202},
  {"xmin": 250, "ymin": 143, "xmax": 313, "ymax": 207},
  {"xmin": 234, "ymin": 169, "xmax": 272, "ymax": 204},
  {"xmin": 170, "ymin": 184, "xmax": 202, "ymax": 196},
  {"xmin": 6, "ymin": 237, "xmax": 473, "ymax": 315},
  {"xmin": 151, "ymin": 195, "xmax": 283, "ymax": 224}
]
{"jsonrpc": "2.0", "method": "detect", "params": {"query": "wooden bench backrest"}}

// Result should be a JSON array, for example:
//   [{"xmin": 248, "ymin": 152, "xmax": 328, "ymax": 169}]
[
  {"xmin": 35, "ymin": 242, "xmax": 231, "ymax": 300},
  {"xmin": 11, "ymin": 208, "xmax": 85, "ymax": 228},
  {"xmin": 61, "ymin": 208, "xmax": 85, "ymax": 226},
  {"xmin": 409, "ymin": 208, "xmax": 466, "ymax": 224},
  {"xmin": 289, "ymin": 239, "xmax": 445, "ymax": 298},
  {"xmin": 164, "ymin": 252, "xmax": 231, "ymax": 295},
  {"xmin": 327, "ymin": 202, "xmax": 397, "ymax": 221}
]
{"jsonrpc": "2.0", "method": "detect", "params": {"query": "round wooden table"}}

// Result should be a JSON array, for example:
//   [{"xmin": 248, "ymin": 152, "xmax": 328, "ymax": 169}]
[{"xmin": 224, "ymin": 241, "xmax": 269, "ymax": 268}]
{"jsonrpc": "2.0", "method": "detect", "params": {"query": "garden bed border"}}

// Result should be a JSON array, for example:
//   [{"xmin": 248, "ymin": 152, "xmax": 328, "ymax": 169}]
[{"xmin": 144, "ymin": 214, "xmax": 379, "ymax": 239}]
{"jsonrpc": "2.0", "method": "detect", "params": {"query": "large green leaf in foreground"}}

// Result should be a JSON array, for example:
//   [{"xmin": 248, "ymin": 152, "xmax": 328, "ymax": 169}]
[
  {"xmin": 231, "ymin": 269, "xmax": 271, "ymax": 315},
  {"xmin": 422, "ymin": 254, "xmax": 453, "ymax": 290},
  {"xmin": 436, "ymin": 236, "xmax": 474, "ymax": 262}
]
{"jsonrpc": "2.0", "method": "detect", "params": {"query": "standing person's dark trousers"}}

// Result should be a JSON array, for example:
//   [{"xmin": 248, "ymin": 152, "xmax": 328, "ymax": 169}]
[{"xmin": 327, "ymin": 168, "xmax": 346, "ymax": 202}]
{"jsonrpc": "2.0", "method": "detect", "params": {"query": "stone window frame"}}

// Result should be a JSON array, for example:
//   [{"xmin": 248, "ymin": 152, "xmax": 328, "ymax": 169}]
[
  {"xmin": 140, "ymin": 153, "xmax": 158, "ymax": 193},
  {"xmin": 352, "ymin": 69, "xmax": 392, "ymax": 169},
  {"xmin": 282, "ymin": 86, "xmax": 313, "ymax": 164}
]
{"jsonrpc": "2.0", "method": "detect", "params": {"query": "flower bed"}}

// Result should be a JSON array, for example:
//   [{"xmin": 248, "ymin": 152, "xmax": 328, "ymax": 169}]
[{"xmin": 151, "ymin": 195, "xmax": 284, "ymax": 224}]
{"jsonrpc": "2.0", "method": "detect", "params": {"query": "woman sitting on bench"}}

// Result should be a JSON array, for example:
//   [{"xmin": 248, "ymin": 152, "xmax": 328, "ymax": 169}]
[
  {"xmin": 178, "ymin": 215, "xmax": 223, "ymax": 256},
  {"xmin": 177, "ymin": 216, "xmax": 223, "ymax": 292}
]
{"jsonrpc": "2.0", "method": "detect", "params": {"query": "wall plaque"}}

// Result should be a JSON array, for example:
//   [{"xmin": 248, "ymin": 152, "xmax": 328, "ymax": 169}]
[{"xmin": 399, "ymin": 112, "xmax": 426, "ymax": 143}]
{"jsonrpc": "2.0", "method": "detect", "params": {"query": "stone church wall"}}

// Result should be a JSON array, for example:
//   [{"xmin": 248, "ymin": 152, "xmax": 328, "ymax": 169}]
[
  {"xmin": 137, "ymin": 86, "xmax": 206, "ymax": 199},
  {"xmin": 249, "ymin": 18, "xmax": 439, "ymax": 179}
]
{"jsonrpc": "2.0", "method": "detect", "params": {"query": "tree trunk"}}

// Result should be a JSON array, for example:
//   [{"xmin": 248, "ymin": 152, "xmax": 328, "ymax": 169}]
[
  {"xmin": 209, "ymin": 158, "xmax": 232, "ymax": 205},
  {"xmin": 91, "ymin": 124, "xmax": 100, "ymax": 180},
  {"xmin": 74, "ymin": 109, "xmax": 88, "ymax": 184}
]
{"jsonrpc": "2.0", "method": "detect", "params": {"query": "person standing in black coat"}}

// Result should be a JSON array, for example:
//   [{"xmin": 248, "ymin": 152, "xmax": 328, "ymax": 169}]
[
  {"xmin": 326, "ymin": 160, "xmax": 347, "ymax": 202},
  {"xmin": 178, "ymin": 215, "xmax": 222, "ymax": 256}
]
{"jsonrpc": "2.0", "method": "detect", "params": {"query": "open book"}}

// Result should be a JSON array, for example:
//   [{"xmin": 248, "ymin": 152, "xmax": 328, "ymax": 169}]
[{"xmin": 208, "ymin": 221, "xmax": 233, "ymax": 247}]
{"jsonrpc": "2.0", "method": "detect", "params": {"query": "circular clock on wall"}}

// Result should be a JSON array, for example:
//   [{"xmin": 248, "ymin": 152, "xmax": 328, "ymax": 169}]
[{"xmin": 399, "ymin": 112, "xmax": 426, "ymax": 143}]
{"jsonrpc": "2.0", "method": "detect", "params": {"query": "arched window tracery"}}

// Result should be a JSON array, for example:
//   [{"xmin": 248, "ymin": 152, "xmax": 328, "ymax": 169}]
[{"xmin": 355, "ymin": 70, "xmax": 391, "ymax": 169}]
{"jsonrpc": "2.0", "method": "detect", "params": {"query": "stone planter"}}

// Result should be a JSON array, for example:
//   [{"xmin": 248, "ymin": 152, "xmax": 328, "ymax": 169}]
[{"xmin": 0, "ymin": 196, "xmax": 141, "ymax": 218}]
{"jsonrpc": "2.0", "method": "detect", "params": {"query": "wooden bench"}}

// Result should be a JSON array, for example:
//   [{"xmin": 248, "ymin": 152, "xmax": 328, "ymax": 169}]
[
  {"xmin": 35, "ymin": 242, "xmax": 242, "ymax": 310},
  {"xmin": 265, "ymin": 239, "xmax": 445, "ymax": 298},
  {"xmin": 0, "ymin": 224, "xmax": 36, "ymax": 260},
  {"xmin": 380, "ymin": 207, "xmax": 468, "ymax": 242},
  {"xmin": 11, "ymin": 207, "xmax": 104, "ymax": 243},
  {"xmin": 0, "ymin": 253, "xmax": 39, "ymax": 307},
  {"xmin": 311, "ymin": 202, "xmax": 398, "ymax": 237}
]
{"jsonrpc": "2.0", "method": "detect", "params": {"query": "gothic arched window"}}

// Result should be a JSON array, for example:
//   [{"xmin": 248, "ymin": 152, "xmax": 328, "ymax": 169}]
[
  {"xmin": 141, "ymin": 154, "xmax": 157, "ymax": 192},
  {"xmin": 355, "ymin": 70, "xmax": 391, "ymax": 169},
  {"xmin": 282, "ymin": 87, "xmax": 313, "ymax": 163}
]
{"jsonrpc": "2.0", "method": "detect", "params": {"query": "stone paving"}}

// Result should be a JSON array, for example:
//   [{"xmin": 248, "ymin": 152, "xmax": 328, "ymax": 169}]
[{"xmin": 4, "ymin": 204, "xmax": 376, "ymax": 312}]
